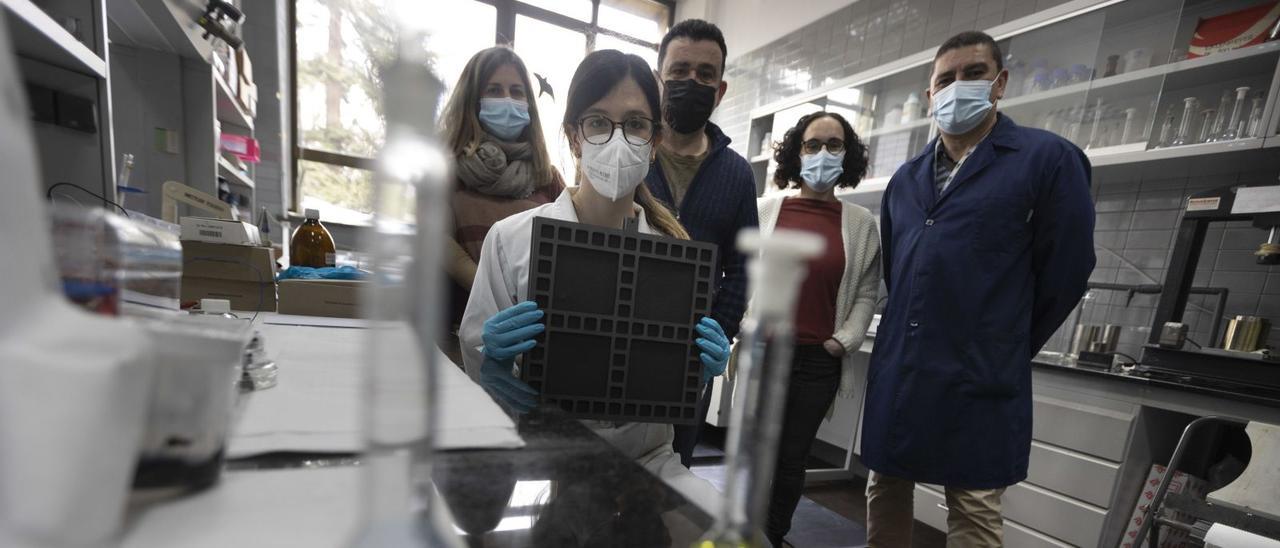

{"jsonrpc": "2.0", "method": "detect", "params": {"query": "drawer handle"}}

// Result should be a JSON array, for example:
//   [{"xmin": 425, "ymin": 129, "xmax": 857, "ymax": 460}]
[{"xmin": 936, "ymin": 503, "xmax": 949, "ymax": 512}]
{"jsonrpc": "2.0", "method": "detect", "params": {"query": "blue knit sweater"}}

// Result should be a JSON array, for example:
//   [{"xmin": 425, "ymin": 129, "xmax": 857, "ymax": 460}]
[{"xmin": 645, "ymin": 122, "xmax": 759, "ymax": 339}]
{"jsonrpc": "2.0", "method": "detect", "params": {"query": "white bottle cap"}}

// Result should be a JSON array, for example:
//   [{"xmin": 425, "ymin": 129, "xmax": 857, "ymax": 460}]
[
  {"xmin": 304, "ymin": 208, "xmax": 320, "ymax": 220},
  {"xmin": 200, "ymin": 298, "xmax": 232, "ymax": 314},
  {"xmin": 738, "ymin": 228, "xmax": 824, "ymax": 318}
]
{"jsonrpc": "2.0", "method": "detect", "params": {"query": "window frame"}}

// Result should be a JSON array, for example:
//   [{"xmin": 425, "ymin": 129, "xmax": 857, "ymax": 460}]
[{"xmin": 288, "ymin": 0, "xmax": 675, "ymax": 220}]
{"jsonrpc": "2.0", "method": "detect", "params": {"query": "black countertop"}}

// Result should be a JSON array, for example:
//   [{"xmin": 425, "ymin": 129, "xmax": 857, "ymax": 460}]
[
  {"xmin": 227, "ymin": 408, "xmax": 717, "ymax": 547},
  {"xmin": 1031, "ymin": 358, "xmax": 1280, "ymax": 408},
  {"xmin": 433, "ymin": 408, "xmax": 715, "ymax": 547}
]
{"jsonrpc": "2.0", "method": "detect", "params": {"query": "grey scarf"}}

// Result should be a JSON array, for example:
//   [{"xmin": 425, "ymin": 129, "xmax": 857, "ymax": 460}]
[{"xmin": 455, "ymin": 136, "xmax": 538, "ymax": 199}]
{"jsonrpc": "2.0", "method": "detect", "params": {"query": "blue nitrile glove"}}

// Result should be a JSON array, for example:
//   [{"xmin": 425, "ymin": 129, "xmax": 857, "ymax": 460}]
[
  {"xmin": 480, "ymin": 301, "xmax": 545, "ymax": 414},
  {"xmin": 696, "ymin": 317, "xmax": 730, "ymax": 385}
]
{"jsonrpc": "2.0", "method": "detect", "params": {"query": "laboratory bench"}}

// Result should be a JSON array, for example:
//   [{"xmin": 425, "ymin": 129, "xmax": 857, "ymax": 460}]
[
  {"xmin": 119, "ymin": 317, "xmax": 715, "ymax": 548},
  {"xmin": 806, "ymin": 336, "xmax": 1280, "ymax": 547}
]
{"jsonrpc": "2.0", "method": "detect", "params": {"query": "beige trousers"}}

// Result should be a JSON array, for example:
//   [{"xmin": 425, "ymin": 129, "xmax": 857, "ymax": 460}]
[{"xmin": 865, "ymin": 470, "xmax": 1006, "ymax": 548}]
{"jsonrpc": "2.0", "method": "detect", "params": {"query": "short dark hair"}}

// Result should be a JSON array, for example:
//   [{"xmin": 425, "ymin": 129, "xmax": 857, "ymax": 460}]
[
  {"xmin": 935, "ymin": 31, "xmax": 1003, "ymax": 71},
  {"xmin": 658, "ymin": 19, "xmax": 728, "ymax": 75},
  {"xmin": 772, "ymin": 112, "xmax": 869, "ymax": 190}
]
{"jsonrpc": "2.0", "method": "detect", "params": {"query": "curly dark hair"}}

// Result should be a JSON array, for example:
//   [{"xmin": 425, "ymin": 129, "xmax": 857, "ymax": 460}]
[{"xmin": 772, "ymin": 111, "xmax": 869, "ymax": 190}]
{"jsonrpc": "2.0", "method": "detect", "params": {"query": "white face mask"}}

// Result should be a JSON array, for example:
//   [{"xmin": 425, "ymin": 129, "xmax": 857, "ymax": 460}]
[{"xmin": 579, "ymin": 128, "xmax": 652, "ymax": 202}]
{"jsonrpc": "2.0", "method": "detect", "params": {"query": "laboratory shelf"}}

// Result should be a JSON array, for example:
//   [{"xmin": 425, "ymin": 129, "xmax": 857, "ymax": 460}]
[
  {"xmin": 862, "ymin": 117, "xmax": 932, "ymax": 138},
  {"xmin": 840, "ymin": 175, "xmax": 890, "ymax": 197},
  {"xmin": 218, "ymin": 156, "xmax": 254, "ymax": 189},
  {"xmin": 2, "ymin": 0, "xmax": 106, "ymax": 78},
  {"xmin": 1088, "ymin": 137, "xmax": 1265, "ymax": 167},
  {"xmin": 1003, "ymin": 41, "xmax": 1280, "ymax": 112},
  {"xmin": 215, "ymin": 72, "xmax": 254, "ymax": 130},
  {"xmin": 106, "ymin": 0, "xmax": 212, "ymax": 62}
]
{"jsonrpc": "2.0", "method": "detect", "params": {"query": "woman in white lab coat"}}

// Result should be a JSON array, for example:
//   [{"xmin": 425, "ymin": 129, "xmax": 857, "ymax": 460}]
[{"xmin": 459, "ymin": 49, "xmax": 729, "ymax": 514}]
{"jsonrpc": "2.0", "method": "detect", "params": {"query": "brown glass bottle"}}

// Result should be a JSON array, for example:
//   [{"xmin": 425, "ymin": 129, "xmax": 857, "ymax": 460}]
[{"xmin": 290, "ymin": 208, "xmax": 336, "ymax": 267}]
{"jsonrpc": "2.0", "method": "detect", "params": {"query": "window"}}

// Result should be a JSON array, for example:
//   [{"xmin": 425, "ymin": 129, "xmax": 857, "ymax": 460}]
[{"xmin": 292, "ymin": 0, "xmax": 672, "ymax": 222}]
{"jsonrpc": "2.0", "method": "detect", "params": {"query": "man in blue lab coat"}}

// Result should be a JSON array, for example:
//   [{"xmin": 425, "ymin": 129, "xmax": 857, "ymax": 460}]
[{"xmin": 862, "ymin": 31, "xmax": 1095, "ymax": 547}]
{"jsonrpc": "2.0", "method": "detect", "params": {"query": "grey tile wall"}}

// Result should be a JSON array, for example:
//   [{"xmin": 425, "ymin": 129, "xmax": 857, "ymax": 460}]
[
  {"xmin": 1086, "ymin": 169, "xmax": 1280, "ymax": 359},
  {"xmin": 712, "ymin": 0, "xmax": 1076, "ymax": 157}
]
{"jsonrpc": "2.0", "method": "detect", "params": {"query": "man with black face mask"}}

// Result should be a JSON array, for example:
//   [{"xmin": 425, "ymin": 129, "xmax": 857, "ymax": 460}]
[{"xmin": 648, "ymin": 19, "xmax": 759, "ymax": 468}]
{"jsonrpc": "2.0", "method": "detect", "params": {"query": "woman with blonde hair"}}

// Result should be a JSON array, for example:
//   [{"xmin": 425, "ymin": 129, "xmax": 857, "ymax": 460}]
[{"xmin": 440, "ymin": 46, "xmax": 565, "ymax": 363}]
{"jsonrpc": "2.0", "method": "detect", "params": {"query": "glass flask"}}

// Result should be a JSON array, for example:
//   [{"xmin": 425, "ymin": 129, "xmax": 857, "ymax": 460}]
[
  {"xmin": 352, "ymin": 2, "xmax": 457, "ymax": 546},
  {"xmin": 1086, "ymin": 98, "xmax": 1105, "ymax": 149},
  {"xmin": 1156, "ymin": 105, "xmax": 1176, "ymax": 148},
  {"xmin": 1218, "ymin": 86, "xmax": 1250, "ymax": 141},
  {"xmin": 1197, "ymin": 108, "xmax": 1216, "ymax": 143},
  {"xmin": 1246, "ymin": 93, "xmax": 1266, "ymax": 138},
  {"xmin": 1206, "ymin": 89, "xmax": 1233, "ymax": 142},
  {"xmin": 697, "ymin": 230, "xmax": 823, "ymax": 548},
  {"xmin": 1169, "ymin": 97, "xmax": 1198, "ymax": 147}
]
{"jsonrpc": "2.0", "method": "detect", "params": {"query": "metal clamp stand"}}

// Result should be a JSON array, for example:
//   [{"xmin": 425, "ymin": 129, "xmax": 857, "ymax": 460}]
[{"xmin": 1134, "ymin": 416, "xmax": 1280, "ymax": 547}]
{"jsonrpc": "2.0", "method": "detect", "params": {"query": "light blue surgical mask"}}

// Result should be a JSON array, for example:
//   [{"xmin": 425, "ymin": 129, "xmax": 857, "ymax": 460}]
[
  {"xmin": 932, "ymin": 79, "xmax": 994, "ymax": 135},
  {"xmin": 799, "ymin": 150, "xmax": 844, "ymax": 192},
  {"xmin": 478, "ymin": 97, "xmax": 531, "ymax": 141}
]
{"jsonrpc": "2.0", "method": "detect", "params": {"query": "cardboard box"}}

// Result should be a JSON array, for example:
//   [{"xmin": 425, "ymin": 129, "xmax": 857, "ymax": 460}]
[
  {"xmin": 236, "ymin": 47, "xmax": 253, "ymax": 87},
  {"xmin": 277, "ymin": 279, "xmax": 363, "ymax": 318},
  {"xmin": 238, "ymin": 79, "xmax": 257, "ymax": 118},
  {"xmin": 181, "ymin": 277, "xmax": 276, "ymax": 312},
  {"xmin": 182, "ymin": 241, "xmax": 275, "ymax": 283},
  {"xmin": 181, "ymin": 216, "xmax": 261, "ymax": 246},
  {"xmin": 1118, "ymin": 464, "xmax": 1210, "ymax": 548}
]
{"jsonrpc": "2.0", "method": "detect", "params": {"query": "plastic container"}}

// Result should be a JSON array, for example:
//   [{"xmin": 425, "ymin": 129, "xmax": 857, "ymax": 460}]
[{"xmin": 290, "ymin": 208, "xmax": 336, "ymax": 268}]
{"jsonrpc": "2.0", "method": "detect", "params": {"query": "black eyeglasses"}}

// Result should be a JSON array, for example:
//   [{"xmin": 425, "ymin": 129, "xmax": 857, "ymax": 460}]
[
  {"xmin": 802, "ymin": 139, "xmax": 845, "ymax": 154},
  {"xmin": 577, "ymin": 114, "xmax": 657, "ymax": 146}
]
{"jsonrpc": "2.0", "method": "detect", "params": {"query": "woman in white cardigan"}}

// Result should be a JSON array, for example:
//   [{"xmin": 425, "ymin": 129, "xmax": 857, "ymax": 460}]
[{"xmin": 757, "ymin": 111, "xmax": 881, "ymax": 547}]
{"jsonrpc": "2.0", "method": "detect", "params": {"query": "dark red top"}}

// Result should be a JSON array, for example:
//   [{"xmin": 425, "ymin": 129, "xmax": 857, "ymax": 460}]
[{"xmin": 775, "ymin": 197, "xmax": 845, "ymax": 345}]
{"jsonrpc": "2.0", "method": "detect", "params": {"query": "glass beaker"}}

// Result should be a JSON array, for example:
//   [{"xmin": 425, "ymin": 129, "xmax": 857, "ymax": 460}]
[
  {"xmin": 1169, "ymin": 97, "xmax": 1198, "ymax": 147},
  {"xmin": 1218, "ymin": 86, "xmax": 1250, "ymax": 141}
]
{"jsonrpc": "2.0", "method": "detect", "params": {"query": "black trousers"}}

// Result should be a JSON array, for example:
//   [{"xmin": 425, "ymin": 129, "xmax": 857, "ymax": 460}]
[
  {"xmin": 766, "ymin": 344, "xmax": 842, "ymax": 546},
  {"xmin": 672, "ymin": 382, "xmax": 715, "ymax": 467}
]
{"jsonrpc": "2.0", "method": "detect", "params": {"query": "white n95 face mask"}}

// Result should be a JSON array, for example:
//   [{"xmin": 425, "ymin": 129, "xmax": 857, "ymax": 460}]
[{"xmin": 580, "ymin": 128, "xmax": 651, "ymax": 202}]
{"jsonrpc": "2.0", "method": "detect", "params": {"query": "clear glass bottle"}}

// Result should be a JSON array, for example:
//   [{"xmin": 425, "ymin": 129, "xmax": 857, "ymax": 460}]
[
  {"xmin": 1219, "ymin": 86, "xmax": 1250, "ymax": 141},
  {"xmin": 351, "ymin": 2, "xmax": 456, "ymax": 546},
  {"xmin": 1170, "ymin": 97, "xmax": 1198, "ymax": 147}
]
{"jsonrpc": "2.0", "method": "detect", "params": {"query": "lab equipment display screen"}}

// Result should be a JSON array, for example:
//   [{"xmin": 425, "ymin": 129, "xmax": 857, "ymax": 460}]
[{"xmin": 525, "ymin": 217, "xmax": 718, "ymax": 424}]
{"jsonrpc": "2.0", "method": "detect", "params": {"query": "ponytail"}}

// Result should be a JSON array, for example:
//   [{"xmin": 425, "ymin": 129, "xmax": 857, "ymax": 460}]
[{"xmin": 635, "ymin": 184, "xmax": 689, "ymax": 240}]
